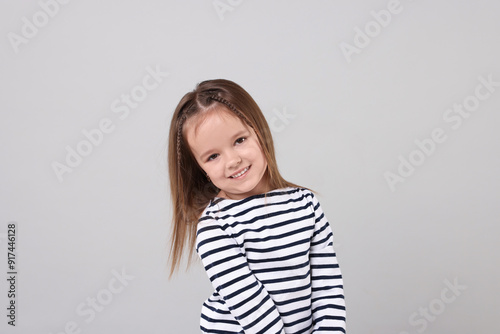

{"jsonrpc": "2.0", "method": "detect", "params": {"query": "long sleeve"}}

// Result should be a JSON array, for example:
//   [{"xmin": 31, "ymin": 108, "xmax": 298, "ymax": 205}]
[
  {"xmin": 308, "ymin": 194, "xmax": 346, "ymax": 333},
  {"xmin": 196, "ymin": 219, "xmax": 286, "ymax": 334}
]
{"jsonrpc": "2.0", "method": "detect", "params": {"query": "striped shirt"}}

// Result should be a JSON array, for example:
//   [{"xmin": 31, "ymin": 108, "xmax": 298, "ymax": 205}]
[{"xmin": 196, "ymin": 187, "xmax": 346, "ymax": 333}]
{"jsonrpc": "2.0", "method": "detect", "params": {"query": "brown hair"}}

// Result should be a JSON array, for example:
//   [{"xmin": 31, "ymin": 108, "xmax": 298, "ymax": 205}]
[{"xmin": 167, "ymin": 79, "xmax": 300, "ymax": 277}]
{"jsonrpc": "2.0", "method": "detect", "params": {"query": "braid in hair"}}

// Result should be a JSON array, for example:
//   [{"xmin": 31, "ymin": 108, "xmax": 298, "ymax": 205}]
[
  {"xmin": 209, "ymin": 95, "xmax": 253, "ymax": 129},
  {"xmin": 176, "ymin": 113, "xmax": 187, "ymax": 170}
]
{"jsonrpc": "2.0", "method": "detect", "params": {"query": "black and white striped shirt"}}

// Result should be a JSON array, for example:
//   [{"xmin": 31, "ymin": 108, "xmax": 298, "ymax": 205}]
[{"xmin": 196, "ymin": 187, "xmax": 346, "ymax": 333}]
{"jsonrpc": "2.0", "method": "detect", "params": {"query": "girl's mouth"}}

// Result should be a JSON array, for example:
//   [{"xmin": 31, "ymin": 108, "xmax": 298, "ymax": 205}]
[{"xmin": 229, "ymin": 166, "xmax": 250, "ymax": 179}]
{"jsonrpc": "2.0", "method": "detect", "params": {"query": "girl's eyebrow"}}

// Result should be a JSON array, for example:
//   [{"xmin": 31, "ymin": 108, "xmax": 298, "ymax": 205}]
[
  {"xmin": 199, "ymin": 149, "xmax": 215, "ymax": 161},
  {"xmin": 231, "ymin": 130, "xmax": 248, "ymax": 140}
]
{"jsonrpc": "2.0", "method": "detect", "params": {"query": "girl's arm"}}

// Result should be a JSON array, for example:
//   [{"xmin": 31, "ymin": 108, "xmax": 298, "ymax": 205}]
[
  {"xmin": 196, "ymin": 220, "xmax": 285, "ymax": 334},
  {"xmin": 309, "ymin": 193, "xmax": 347, "ymax": 333}
]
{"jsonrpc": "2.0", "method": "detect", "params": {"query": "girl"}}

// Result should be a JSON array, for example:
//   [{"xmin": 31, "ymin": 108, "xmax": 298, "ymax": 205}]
[{"xmin": 168, "ymin": 79, "xmax": 346, "ymax": 333}]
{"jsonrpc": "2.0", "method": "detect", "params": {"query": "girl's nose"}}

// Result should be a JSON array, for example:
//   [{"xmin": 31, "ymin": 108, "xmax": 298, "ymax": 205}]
[{"xmin": 227, "ymin": 153, "xmax": 242, "ymax": 169}]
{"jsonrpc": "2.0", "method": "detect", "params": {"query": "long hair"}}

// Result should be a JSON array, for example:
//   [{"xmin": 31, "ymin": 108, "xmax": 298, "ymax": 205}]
[{"xmin": 167, "ymin": 79, "xmax": 300, "ymax": 277}]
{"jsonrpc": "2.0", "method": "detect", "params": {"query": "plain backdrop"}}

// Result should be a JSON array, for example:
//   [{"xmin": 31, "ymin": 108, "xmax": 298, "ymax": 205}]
[{"xmin": 1, "ymin": 0, "xmax": 499, "ymax": 333}]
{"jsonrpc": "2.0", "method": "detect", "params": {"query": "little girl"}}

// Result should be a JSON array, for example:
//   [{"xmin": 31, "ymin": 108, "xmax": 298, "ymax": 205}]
[{"xmin": 167, "ymin": 79, "xmax": 346, "ymax": 333}]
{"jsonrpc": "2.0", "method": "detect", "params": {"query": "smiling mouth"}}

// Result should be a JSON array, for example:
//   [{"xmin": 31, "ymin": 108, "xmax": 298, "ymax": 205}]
[{"xmin": 229, "ymin": 166, "xmax": 250, "ymax": 178}]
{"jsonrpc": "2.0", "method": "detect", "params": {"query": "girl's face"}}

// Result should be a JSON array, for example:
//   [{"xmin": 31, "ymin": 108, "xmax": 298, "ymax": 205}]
[{"xmin": 185, "ymin": 108, "xmax": 269, "ymax": 200}]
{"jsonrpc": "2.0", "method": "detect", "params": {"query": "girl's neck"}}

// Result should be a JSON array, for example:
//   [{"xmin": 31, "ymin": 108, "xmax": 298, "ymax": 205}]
[{"xmin": 217, "ymin": 173, "xmax": 271, "ymax": 200}]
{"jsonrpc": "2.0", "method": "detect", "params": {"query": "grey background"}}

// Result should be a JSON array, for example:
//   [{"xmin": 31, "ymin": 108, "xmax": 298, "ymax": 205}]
[{"xmin": 1, "ymin": 0, "xmax": 499, "ymax": 333}]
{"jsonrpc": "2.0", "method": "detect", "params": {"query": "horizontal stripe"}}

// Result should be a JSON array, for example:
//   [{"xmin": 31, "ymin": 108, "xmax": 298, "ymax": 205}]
[
  {"xmin": 243, "ymin": 225, "xmax": 314, "ymax": 244},
  {"xmin": 252, "ymin": 260, "xmax": 310, "ymax": 275},
  {"xmin": 247, "ymin": 248, "xmax": 309, "ymax": 264},
  {"xmin": 244, "ymin": 237, "xmax": 311, "ymax": 254},
  {"xmin": 208, "ymin": 192, "xmax": 308, "ymax": 218},
  {"xmin": 260, "ymin": 270, "xmax": 311, "ymax": 285},
  {"xmin": 200, "ymin": 325, "xmax": 244, "ymax": 334},
  {"xmin": 202, "ymin": 302, "xmax": 231, "ymax": 315}
]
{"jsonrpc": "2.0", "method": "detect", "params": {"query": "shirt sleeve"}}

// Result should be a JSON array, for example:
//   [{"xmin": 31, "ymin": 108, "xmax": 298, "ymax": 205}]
[
  {"xmin": 308, "ymin": 193, "xmax": 346, "ymax": 333},
  {"xmin": 196, "ymin": 218, "xmax": 286, "ymax": 334}
]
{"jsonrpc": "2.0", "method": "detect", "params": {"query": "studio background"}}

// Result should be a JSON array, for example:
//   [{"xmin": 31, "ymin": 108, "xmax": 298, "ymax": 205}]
[{"xmin": 1, "ymin": 0, "xmax": 498, "ymax": 333}]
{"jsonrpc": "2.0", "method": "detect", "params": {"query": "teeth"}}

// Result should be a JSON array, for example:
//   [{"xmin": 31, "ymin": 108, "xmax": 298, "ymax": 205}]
[{"xmin": 231, "ymin": 167, "xmax": 249, "ymax": 178}]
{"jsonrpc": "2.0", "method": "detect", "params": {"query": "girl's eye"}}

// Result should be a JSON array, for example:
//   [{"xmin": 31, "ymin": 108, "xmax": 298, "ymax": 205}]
[
  {"xmin": 207, "ymin": 153, "xmax": 219, "ymax": 162},
  {"xmin": 235, "ymin": 137, "xmax": 246, "ymax": 145}
]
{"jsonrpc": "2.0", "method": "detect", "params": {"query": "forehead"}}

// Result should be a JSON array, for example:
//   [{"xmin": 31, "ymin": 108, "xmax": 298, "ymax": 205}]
[{"xmin": 184, "ymin": 107, "xmax": 249, "ymax": 153}]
